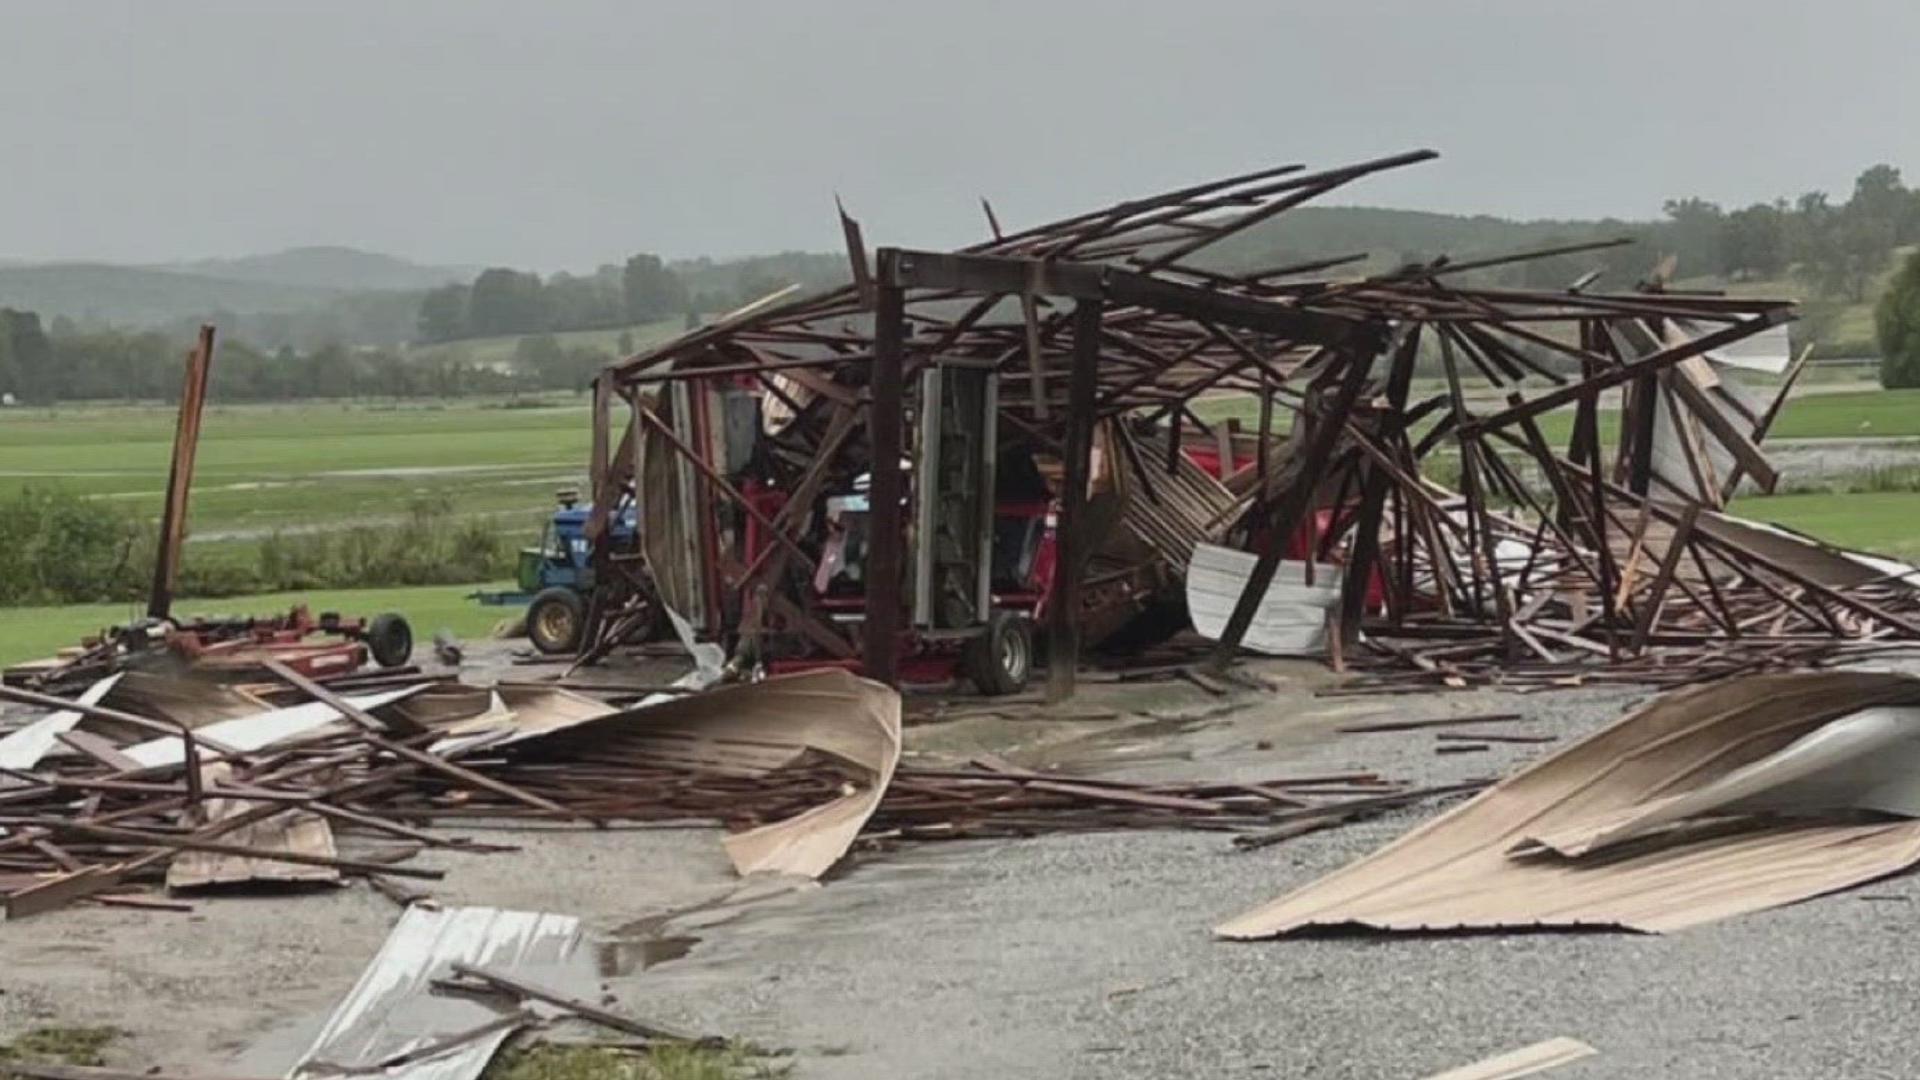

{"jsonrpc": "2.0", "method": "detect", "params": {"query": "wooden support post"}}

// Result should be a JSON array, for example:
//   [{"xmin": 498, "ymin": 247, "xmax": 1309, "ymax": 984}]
[
  {"xmin": 1578, "ymin": 388, "xmax": 1622, "ymax": 656},
  {"xmin": 1439, "ymin": 331, "xmax": 1515, "ymax": 655},
  {"xmin": 585, "ymin": 371, "xmax": 613, "ymax": 544},
  {"xmin": 1569, "ymin": 324, "xmax": 1599, "ymax": 471},
  {"xmin": 1339, "ymin": 327, "xmax": 1420, "ymax": 642},
  {"xmin": 865, "ymin": 274, "xmax": 908, "ymax": 687},
  {"xmin": 1208, "ymin": 333, "xmax": 1382, "ymax": 671},
  {"xmin": 1256, "ymin": 368, "xmax": 1274, "ymax": 497},
  {"xmin": 1047, "ymin": 299, "xmax": 1104, "ymax": 703},
  {"xmin": 149, "ymin": 324, "xmax": 215, "ymax": 620}
]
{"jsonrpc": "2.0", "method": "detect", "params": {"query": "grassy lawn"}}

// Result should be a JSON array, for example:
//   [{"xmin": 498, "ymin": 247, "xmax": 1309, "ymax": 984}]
[
  {"xmin": 1194, "ymin": 387, "xmax": 1920, "ymax": 446},
  {"xmin": 1729, "ymin": 491, "xmax": 1920, "ymax": 561},
  {"xmin": 0, "ymin": 582, "xmax": 516, "ymax": 668}
]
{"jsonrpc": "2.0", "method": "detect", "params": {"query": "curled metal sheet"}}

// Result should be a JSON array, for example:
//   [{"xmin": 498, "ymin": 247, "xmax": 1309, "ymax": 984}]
[
  {"xmin": 1220, "ymin": 671, "xmax": 1920, "ymax": 937},
  {"xmin": 288, "ymin": 905, "xmax": 593, "ymax": 1080}
]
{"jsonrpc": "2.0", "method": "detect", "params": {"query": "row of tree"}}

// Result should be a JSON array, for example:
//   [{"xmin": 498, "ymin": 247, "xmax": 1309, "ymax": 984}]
[
  {"xmin": 1211, "ymin": 165, "xmax": 1920, "ymax": 323},
  {"xmin": 414, "ymin": 251, "xmax": 851, "ymax": 344},
  {"xmin": 0, "ymin": 310, "xmax": 615, "ymax": 404},
  {"xmin": 416, "ymin": 254, "xmax": 687, "ymax": 342},
  {"xmin": 1661, "ymin": 164, "xmax": 1920, "ymax": 300}
]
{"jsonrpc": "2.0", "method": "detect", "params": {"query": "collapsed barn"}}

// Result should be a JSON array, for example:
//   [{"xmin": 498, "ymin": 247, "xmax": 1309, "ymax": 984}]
[{"xmin": 574, "ymin": 149, "xmax": 1920, "ymax": 698}]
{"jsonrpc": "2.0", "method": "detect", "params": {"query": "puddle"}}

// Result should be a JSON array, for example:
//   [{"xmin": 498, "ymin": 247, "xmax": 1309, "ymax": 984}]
[
  {"xmin": 596, "ymin": 933, "xmax": 701, "ymax": 976},
  {"xmin": 592, "ymin": 876, "xmax": 819, "ymax": 976}
]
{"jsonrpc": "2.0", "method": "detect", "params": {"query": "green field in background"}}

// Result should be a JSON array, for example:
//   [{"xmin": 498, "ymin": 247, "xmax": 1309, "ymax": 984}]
[
  {"xmin": 1729, "ymin": 491, "xmax": 1920, "ymax": 561},
  {"xmin": 1193, "ymin": 387, "xmax": 1920, "ymax": 445},
  {"xmin": 0, "ymin": 397, "xmax": 595, "ymax": 536}
]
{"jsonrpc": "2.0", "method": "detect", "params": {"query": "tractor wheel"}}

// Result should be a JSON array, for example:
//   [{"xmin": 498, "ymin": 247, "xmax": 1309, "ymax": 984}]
[
  {"xmin": 965, "ymin": 611, "xmax": 1033, "ymax": 696},
  {"xmin": 366, "ymin": 613, "xmax": 414, "ymax": 668},
  {"xmin": 528, "ymin": 588, "xmax": 587, "ymax": 655}
]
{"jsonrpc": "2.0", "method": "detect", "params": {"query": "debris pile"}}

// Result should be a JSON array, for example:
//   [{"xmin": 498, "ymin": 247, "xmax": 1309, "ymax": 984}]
[
  {"xmin": 0, "ymin": 665, "xmax": 1453, "ymax": 919},
  {"xmin": 577, "ymin": 148, "xmax": 1918, "ymax": 694}
]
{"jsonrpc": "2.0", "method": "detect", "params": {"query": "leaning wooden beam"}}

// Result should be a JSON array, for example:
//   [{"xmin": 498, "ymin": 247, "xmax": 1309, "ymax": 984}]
[
  {"xmin": 633, "ymin": 399, "xmax": 816, "ymax": 573},
  {"xmin": 737, "ymin": 403, "xmax": 861, "ymax": 641},
  {"xmin": 261, "ymin": 661, "xmax": 575, "ymax": 820},
  {"xmin": 1629, "ymin": 504, "xmax": 1702, "ymax": 653},
  {"xmin": 1208, "ymin": 335, "xmax": 1385, "ymax": 669},
  {"xmin": 1461, "ymin": 307, "xmax": 1794, "ymax": 436},
  {"xmin": 1719, "ymin": 341, "xmax": 1813, "ymax": 501},
  {"xmin": 585, "ymin": 370, "xmax": 614, "ymax": 546},
  {"xmin": 1338, "ymin": 328, "xmax": 1422, "ymax": 641},
  {"xmin": 149, "ymin": 324, "xmax": 216, "ymax": 621},
  {"xmin": 1619, "ymin": 318, "xmax": 1779, "ymax": 492}
]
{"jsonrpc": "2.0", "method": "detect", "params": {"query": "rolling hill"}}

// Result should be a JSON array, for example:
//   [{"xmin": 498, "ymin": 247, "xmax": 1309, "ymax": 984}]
[
  {"xmin": 0, "ymin": 247, "xmax": 470, "ymax": 328},
  {"xmin": 175, "ymin": 246, "xmax": 472, "ymax": 292}
]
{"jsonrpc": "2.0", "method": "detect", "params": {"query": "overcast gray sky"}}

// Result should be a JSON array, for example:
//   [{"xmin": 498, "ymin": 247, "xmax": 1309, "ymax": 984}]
[{"xmin": 3, "ymin": 0, "xmax": 1914, "ymax": 271}]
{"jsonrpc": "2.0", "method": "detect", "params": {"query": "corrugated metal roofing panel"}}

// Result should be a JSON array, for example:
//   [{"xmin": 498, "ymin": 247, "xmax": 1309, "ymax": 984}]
[
  {"xmin": 123, "ymin": 686, "xmax": 427, "ymax": 769},
  {"xmin": 1187, "ymin": 543, "xmax": 1340, "ymax": 656},
  {"xmin": 289, "ymin": 905, "xmax": 591, "ymax": 1080},
  {"xmin": 1218, "ymin": 671, "xmax": 1920, "ymax": 938},
  {"xmin": 0, "ymin": 674, "xmax": 122, "ymax": 772}
]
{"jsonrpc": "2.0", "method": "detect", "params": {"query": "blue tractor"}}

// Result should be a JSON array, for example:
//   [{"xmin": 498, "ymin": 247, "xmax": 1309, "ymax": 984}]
[{"xmin": 474, "ymin": 490, "xmax": 642, "ymax": 654}]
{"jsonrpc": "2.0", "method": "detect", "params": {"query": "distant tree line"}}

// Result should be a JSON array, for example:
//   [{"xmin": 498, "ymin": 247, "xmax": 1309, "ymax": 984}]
[
  {"xmin": 1213, "ymin": 164, "xmax": 1920, "ymax": 314},
  {"xmin": 414, "ymin": 251, "xmax": 850, "ymax": 344},
  {"xmin": 1654, "ymin": 164, "xmax": 1919, "ymax": 299},
  {"xmin": 0, "ymin": 310, "xmax": 617, "ymax": 404},
  {"xmin": 165, "ymin": 289, "xmax": 428, "ymax": 353}
]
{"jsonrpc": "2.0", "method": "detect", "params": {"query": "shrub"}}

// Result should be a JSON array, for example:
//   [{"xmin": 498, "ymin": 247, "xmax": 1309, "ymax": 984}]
[
  {"xmin": 0, "ymin": 488, "xmax": 145, "ymax": 605},
  {"xmin": 0, "ymin": 488, "xmax": 514, "ymax": 606},
  {"xmin": 1875, "ymin": 250, "xmax": 1920, "ymax": 388}
]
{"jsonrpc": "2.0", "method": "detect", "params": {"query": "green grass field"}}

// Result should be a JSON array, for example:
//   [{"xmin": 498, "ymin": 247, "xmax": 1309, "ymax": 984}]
[
  {"xmin": 1729, "ymin": 491, "xmax": 1920, "ymax": 560},
  {"xmin": 1527, "ymin": 387, "xmax": 1920, "ymax": 446},
  {"xmin": 0, "ymin": 582, "xmax": 517, "ymax": 668},
  {"xmin": 1194, "ymin": 387, "xmax": 1920, "ymax": 446},
  {"xmin": 0, "ymin": 397, "xmax": 595, "ymax": 537}
]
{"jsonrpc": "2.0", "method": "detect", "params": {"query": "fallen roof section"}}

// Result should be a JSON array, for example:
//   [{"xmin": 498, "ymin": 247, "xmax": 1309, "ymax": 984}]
[
  {"xmin": 509, "ymin": 667, "xmax": 902, "ymax": 879},
  {"xmin": 1218, "ymin": 670, "xmax": 1920, "ymax": 938},
  {"xmin": 288, "ymin": 905, "xmax": 592, "ymax": 1080},
  {"xmin": 0, "ymin": 674, "xmax": 121, "ymax": 772}
]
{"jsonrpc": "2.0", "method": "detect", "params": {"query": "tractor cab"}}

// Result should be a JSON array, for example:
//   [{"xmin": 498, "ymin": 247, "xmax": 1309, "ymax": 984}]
[
  {"xmin": 477, "ymin": 489, "xmax": 642, "ymax": 655},
  {"xmin": 513, "ymin": 489, "xmax": 638, "ymax": 595}
]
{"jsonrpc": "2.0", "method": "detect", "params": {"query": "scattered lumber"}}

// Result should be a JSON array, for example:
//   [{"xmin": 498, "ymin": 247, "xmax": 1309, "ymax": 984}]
[
  {"xmin": 0, "ymin": 666, "xmax": 1424, "ymax": 920},
  {"xmin": 1337, "ymin": 712, "xmax": 1526, "ymax": 734}
]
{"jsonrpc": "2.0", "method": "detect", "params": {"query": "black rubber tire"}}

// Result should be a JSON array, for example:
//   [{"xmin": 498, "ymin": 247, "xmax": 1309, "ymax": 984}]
[
  {"xmin": 965, "ymin": 611, "xmax": 1034, "ymax": 696},
  {"xmin": 527, "ymin": 588, "xmax": 587, "ymax": 655},
  {"xmin": 366, "ymin": 612, "xmax": 414, "ymax": 668}
]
